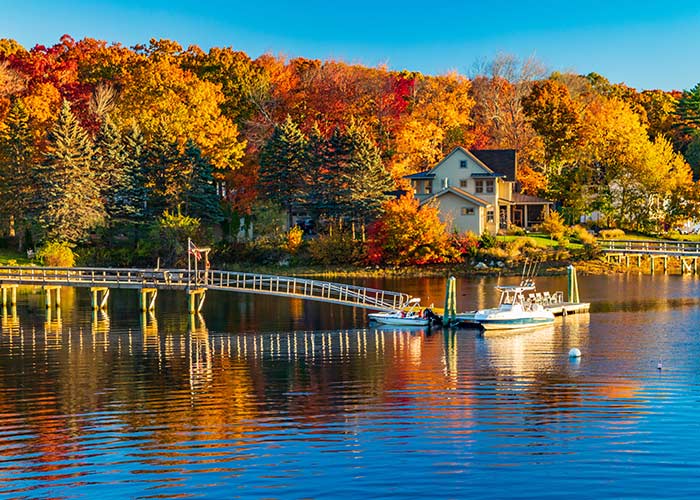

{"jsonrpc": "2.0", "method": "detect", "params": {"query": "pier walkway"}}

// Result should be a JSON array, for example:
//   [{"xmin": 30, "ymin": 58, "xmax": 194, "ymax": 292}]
[
  {"xmin": 600, "ymin": 240, "xmax": 700, "ymax": 274},
  {"xmin": 600, "ymin": 239, "xmax": 700, "ymax": 256},
  {"xmin": 0, "ymin": 266, "xmax": 410, "ymax": 312}
]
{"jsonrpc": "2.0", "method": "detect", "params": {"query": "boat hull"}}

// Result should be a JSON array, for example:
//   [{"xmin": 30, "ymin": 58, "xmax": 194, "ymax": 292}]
[
  {"xmin": 368, "ymin": 313, "xmax": 429, "ymax": 327},
  {"xmin": 477, "ymin": 316, "xmax": 554, "ymax": 330}
]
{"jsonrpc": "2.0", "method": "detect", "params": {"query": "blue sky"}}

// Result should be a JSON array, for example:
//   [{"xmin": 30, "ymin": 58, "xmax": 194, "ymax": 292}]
[{"xmin": 2, "ymin": 0, "xmax": 700, "ymax": 90}]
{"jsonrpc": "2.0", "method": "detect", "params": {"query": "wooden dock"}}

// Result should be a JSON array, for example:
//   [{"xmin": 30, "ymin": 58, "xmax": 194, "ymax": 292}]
[
  {"xmin": 600, "ymin": 239, "xmax": 700, "ymax": 274},
  {"xmin": 0, "ymin": 266, "xmax": 411, "ymax": 312}
]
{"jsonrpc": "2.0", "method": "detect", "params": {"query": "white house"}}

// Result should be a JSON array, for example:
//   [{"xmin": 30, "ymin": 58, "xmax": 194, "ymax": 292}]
[{"xmin": 405, "ymin": 147, "xmax": 552, "ymax": 234}]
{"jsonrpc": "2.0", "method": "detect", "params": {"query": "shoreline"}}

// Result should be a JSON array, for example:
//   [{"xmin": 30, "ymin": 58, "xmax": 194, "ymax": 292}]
[{"xmin": 218, "ymin": 258, "xmax": 622, "ymax": 279}]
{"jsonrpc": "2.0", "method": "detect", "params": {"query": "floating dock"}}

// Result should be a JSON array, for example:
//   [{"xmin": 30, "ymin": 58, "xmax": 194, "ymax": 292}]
[{"xmin": 436, "ymin": 265, "xmax": 590, "ymax": 327}]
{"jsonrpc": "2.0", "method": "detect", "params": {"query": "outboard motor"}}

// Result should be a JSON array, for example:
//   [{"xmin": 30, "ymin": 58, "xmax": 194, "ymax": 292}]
[{"xmin": 424, "ymin": 308, "xmax": 442, "ymax": 326}]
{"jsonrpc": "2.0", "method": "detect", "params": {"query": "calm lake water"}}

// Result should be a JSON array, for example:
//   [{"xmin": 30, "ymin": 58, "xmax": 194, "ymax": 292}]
[{"xmin": 2, "ymin": 273, "xmax": 700, "ymax": 499}]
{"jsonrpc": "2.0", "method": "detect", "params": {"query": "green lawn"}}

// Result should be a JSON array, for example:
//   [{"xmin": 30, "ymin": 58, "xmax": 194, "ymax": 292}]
[{"xmin": 0, "ymin": 248, "xmax": 35, "ymax": 266}]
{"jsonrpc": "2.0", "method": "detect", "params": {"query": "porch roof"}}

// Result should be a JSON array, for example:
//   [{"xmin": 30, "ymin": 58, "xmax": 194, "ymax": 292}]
[{"xmin": 511, "ymin": 193, "xmax": 553, "ymax": 205}]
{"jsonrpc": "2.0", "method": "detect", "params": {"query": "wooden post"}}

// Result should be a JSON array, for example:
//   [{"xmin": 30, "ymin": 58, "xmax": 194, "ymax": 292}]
[
  {"xmin": 650, "ymin": 256, "xmax": 655, "ymax": 274},
  {"xmin": 90, "ymin": 287, "xmax": 110, "ymax": 310},
  {"xmin": 43, "ymin": 286, "xmax": 61, "ymax": 309},
  {"xmin": 139, "ymin": 288, "xmax": 157, "ymax": 312},
  {"xmin": 663, "ymin": 256, "xmax": 668, "ymax": 274},
  {"xmin": 187, "ymin": 288, "xmax": 207, "ymax": 314}
]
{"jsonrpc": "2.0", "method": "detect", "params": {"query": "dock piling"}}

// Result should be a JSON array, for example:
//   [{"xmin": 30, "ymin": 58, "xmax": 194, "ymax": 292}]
[
  {"xmin": 43, "ymin": 286, "xmax": 61, "ymax": 309},
  {"xmin": 1, "ymin": 285, "xmax": 17, "ymax": 307},
  {"xmin": 90, "ymin": 287, "xmax": 110, "ymax": 310},
  {"xmin": 567, "ymin": 265, "xmax": 580, "ymax": 304},
  {"xmin": 443, "ymin": 276, "xmax": 457, "ymax": 325},
  {"xmin": 187, "ymin": 288, "xmax": 206, "ymax": 314},
  {"xmin": 139, "ymin": 288, "xmax": 157, "ymax": 312}
]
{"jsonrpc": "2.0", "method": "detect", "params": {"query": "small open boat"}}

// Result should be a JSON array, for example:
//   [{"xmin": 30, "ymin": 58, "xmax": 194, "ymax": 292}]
[
  {"xmin": 368, "ymin": 298, "xmax": 429, "ymax": 326},
  {"xmin": 473, "ymin": 285, "xmax": 554, "ymax": 330}
]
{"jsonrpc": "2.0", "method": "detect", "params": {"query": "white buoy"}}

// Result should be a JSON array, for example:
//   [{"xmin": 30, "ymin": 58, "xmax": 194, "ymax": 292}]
[
  {"xmin": 568, "ymin": 348, "xmax": 582, "ymax": 358},
  {"xmin": 657, "ymin": 362, "xmax": 663, "ymax": 370}
]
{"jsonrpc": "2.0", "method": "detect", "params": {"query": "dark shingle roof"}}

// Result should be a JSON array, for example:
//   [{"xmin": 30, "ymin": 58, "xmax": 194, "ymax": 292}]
[
  {"xmin": 405, "ymin": 170, "xmax": 435, "ymax": 179},
  {"xmin": 470, "ymin": 149, "xmax": 517, "ymax": 181}
]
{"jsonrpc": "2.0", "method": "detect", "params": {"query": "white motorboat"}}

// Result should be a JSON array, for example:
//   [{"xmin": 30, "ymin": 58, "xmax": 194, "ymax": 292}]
[
  {"xmin": 368, "ymin": 298, "xmax": 430, "ymax": 326},
  {"xmin": 473, "ymin": 285, "xmax": 555, "ymax": 330}
]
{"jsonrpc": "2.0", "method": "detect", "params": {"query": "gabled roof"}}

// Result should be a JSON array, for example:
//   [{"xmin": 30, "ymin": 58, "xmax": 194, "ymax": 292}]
[
  {"xmin": 418, "ymin": 186, "xmax": 491, "ymax": 208},
  {"xmin": 404, "ymin": 147, "xmax": 496, "ymax": 179},
  {"xmin": 470, "ymin": 149, "xmax": 517, "ymax": 181}
]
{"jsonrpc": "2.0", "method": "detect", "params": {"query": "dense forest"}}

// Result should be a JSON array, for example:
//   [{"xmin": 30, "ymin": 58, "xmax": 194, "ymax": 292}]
[{"xmin": 1, "ymin": 35, "xmax": 699, "ymax": 267}]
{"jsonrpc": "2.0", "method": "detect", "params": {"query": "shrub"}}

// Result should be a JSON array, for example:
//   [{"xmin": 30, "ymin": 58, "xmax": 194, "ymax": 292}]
[
  {"xmin": 451, "ymin": 231, "xmax": 479, "ymax": 259},
  {"xmin": 37, "ymin": 241, "xmax": 75, "ymax": 267},
  {"xmin": 144, "ymin": 210, "xmax": 203, "ymax": 267},
  {"xmin": 539, "ymin": 210, "xmax": 567, "ymax": 241},
  {"xmin": 570, "ymin": 225, "xmax": 596, "ymax": 245},
  {"xmin": 506, "ymin": 224, "xmax": 526, "ymax": 236},
  {"xmin": 478, "ymin": 246, "xmax": 509, "ymax": 262},
  {"xmin": 285, "ymin": 226, "xmax": 304, "ymax": 254},
  {"xmin": 308, "ymin": 230, "xmax": 366, "ymax": 266},
  {"xmin": 479, "ymin": 231, "xmax": 497, "ymax": 249},
  {"xmin": 599, "ymin": 228, "xmax": 625, "ymax": 239}
]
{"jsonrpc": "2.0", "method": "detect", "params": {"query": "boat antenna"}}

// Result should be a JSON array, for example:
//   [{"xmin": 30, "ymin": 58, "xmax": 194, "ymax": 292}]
[
  {"xmin": 520, "ymin": 258, "xmax": 529, "ymax": 286},
  {"xmin": 530, "ymin": 258, "xmax": 541, "ymax": 285}
]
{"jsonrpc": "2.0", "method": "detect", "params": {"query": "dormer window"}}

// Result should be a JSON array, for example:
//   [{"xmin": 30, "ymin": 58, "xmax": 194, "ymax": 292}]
[
  {"xmin": 424, "ymin": 181, "xmax": 432, "ymax": 194},
  {"xmin": 486, "ymin": 179, "xmax": 494, "ymax": 193},
  {"xmin": 459, "ymin": 160, "xmax": 467, "ymax": 168},
  {"xmin": 475, "ymin": 180, "xmax": 483, "ymax": 193}
]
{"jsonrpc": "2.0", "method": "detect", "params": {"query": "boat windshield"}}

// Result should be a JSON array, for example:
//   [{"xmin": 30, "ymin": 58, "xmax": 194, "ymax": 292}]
[{"xmin": 497, "ymin": 287, "xmax": 529, "ymax": 306}]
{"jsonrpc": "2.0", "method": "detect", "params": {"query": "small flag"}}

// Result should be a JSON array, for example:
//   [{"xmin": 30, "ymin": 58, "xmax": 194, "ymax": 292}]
[{"xmin": 188, "ymin": 239, "xmax": 202, "ymax": 261}]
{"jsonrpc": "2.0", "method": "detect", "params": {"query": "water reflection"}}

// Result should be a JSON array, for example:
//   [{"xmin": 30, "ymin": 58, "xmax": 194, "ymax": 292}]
[{"xmin": 1, "ymin": 277, "xmax": 700, "ymax": 498}]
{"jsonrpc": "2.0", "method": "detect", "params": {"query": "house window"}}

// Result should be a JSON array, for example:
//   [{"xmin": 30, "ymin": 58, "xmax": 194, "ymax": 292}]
[
  {"xmin": 486, "ymin": 179, "xmax": 494, "ymax": 193},
  {"xmin": 460, "ymin": 160, "xmax": 467, "ymax": 168},
  {"xmin": 461, "ymin": 207, "xmax": 475, "ymax": 216},
  {"xmin": 459, "ymin": 179, "xmax": 468, "ymax": 188},
  {"xmin": 475, "ymin": 180, "xmax": 483, "ymax": 193},
  {"xmin": 424, "ymin": 181, "xmax": 432, "ymax": 194},
  {"xmin": 487, "ymin": 210, "xmax": 494, "ymax": 223}
]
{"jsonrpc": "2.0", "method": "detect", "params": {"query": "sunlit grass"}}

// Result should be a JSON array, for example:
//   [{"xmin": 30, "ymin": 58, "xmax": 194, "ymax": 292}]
[{"xmin": 0, "ymin": 248, "xmax": 35, "ymax": 266}]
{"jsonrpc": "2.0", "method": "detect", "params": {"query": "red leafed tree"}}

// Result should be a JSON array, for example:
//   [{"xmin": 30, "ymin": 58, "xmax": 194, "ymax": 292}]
[{"xmin": 365, "ymin": 195, "xmax": 459, "ymax": 266}]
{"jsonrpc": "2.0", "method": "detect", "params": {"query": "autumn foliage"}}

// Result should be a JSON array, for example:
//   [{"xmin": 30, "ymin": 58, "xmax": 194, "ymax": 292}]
[
  {"xmin": 366, "ymin": 195, "xmax": 460, "ymax": 266},
  {"xmin": 0, "ymin": 35, "xmax": 699, "ymax": 265}
]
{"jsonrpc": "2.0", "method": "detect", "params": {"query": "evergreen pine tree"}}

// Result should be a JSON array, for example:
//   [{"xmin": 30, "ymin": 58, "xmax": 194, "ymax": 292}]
[
  {"xmin": 141, "ymin": 129, "xmax": 184, "ymax": 218},
  {"xmin": 94, "ymin": 114, "xmax": 129, "ymax": 219},
  {"xmin": 0, "ymin": 99, "xmax": 36, "ymax": 248},
  {"xmin": 306, "ymin": 122, "xmax": 331, "ymax": 218},
  {"xmin": 35, "ymin": 99, "xmax": 105, "ymax": 243},
  {"xmin": 258, "ymin": 115, "xmax": 308, "ymax": 226},
  {"xmin": 677, "ymin": 83, "xmax": 700, "ymax": 136},
  {"xmin": 182, "ymin": 139, "xmax": 223, "ymax": 224},
  {"xmin": 314, "ymin": 125, "xmax": 353, "ymax": 220},
  {"xmin": 345, "ymin": 120, "xmax": 395, "ymax": 223},
  {"xmin": 121, "ymin": 124, "xmax": 149, "ymax": 221}
]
